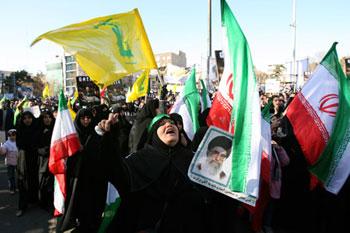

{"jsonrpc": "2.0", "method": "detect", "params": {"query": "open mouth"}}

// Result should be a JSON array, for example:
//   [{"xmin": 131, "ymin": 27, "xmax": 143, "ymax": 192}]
[{"xmin": 165, "ymin": 128, "xmax": 176, "ymax": 135}]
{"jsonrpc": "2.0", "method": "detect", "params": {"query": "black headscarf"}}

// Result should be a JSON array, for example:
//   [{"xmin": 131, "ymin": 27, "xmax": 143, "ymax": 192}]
[
  {"xmin": 74, "ymin": 108, "xmax": 94, "ymax": 145},
  {"xmin": 146, "ymin": 114, "xmax": 181, "ymax": 151},
  {"xmin": 130, "ymin": 99, "xmax": 160, "ymax": 152},
  {"xmin": 169, "ymin": 112, "xmax": 191, "ymax": 147},
  {"xmin": 39, "ymin": 110, "xmax": 55, "ymax": 131},
  {"xmin": 16, "ymin": 111, "xmax": 40, "ymax": 150}
]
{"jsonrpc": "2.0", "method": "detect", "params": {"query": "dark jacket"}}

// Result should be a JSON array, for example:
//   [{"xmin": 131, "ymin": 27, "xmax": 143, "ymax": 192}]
[
  {"xmin": 128, "ymin": 99, "xmax": 159, "ymax": 153},
  {"xmin": 0, "ymin": 108, "xmax": 14, "ymax": 132}
]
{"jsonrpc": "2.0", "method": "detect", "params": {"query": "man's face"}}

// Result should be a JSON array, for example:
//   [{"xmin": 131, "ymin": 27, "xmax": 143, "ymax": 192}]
[
  {"xmin": 156, "ymin": 118, "xmax": 179, "ymax": 147},
  {"xmin": 272, "ymin": 97, "xmax": 280, "ymax": 108},
  {"xmin": 206, "ymin": 146, "xmax": 228, "ymax": 175}
]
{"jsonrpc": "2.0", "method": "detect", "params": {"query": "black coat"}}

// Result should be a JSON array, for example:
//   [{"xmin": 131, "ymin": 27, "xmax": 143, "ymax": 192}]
[
  {"xmin": 102, "ymin": 128, "xmax": 239, "ymax": 233},
  {"xmin": 0, "ymin": 108, "xmax": 14, "ymax": 132},
  {"xmin": 16, "ymin": 111, "xmax": 40, "ymax": 204},
  {"xmin": 60, "ymin": 109, "xmax": 107, "ymax": 233},
  {"xmin": 128, "ymin": 99, "xmax": 159, "ymax": 153}
]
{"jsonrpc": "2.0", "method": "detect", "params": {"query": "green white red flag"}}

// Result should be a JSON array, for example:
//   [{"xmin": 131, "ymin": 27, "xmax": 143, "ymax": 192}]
[
  {"xmin": 49, "ymin": 90, "xmax": 81, "ymax": 216},
  {"xmin": 170, "ymin": 67, "xmax": 200, "ymax": 140},
  {"xmin": 286, "ymin": 43, "xmax": 350, "ymax": 194},
  {"xmin": 198, "ymin": 0, "xmax": 270, "ymax": 203}
]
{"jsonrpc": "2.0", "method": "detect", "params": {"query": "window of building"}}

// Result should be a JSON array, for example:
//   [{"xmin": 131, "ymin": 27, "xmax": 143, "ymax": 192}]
[
  {"xmin": 66, "ymin": 79, "xmax": 75, "ymax": 87},
  {"xmin": 65, "ymin": 56, "xmax": 75, "ymax": 63},
  {"xmin": 66, "ymin": 63, "xmax": 76, "ymax": 71},
  {"xmin": 66, "ymin": 71, "xmax": 76, "ymax": 80}
]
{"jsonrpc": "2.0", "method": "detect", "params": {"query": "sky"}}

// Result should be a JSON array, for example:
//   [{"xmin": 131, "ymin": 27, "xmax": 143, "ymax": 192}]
[{"xmin": 0, "ymin": 0, "xmax": 349, "ymax": 74}]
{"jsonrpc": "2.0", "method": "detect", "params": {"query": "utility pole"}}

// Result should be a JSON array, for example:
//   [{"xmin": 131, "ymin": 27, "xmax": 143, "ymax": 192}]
[
  {"xmin": 291, "ymin": 0, "xmax": 297, "ymax": 92},
  {"xmin": 206, "ymin": 0, "xmax": 212, "ymax": 90}
]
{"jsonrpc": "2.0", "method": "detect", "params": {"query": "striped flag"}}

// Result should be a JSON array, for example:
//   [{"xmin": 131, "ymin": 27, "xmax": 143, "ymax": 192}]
[
  {"xmin": 170, "ymin": 67, "xmax": 200, "ymax": 140},
  {"xmin": 286, "ymin": 42, "xmax": 350, "ymax": 194},
  {"xmin": 49, "ymin": 90, "xmax": 81, "ymax": 216},
  {"xmin": 217, "ymin": 0, "xmax": 264, "ymax": 198},
  {"xmin": 200, "ymin": 79, "xmax": 212, "ymax": 112},
  {"xmin": 98, "ymin": 183, "xmax": 121, "ymax": 233}
]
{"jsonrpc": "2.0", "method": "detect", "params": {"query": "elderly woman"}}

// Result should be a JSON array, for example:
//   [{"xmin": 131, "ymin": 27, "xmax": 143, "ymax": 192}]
[{"xmin": 98, "ymin": 113, "xmax": 217, "ymax": 233}]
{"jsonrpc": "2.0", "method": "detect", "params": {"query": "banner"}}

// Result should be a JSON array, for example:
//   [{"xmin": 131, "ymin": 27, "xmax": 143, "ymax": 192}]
[
  {"xmin": 76, "ymin": 76, "xmax": 100, "ymax": 107},
  {"xmin": 188, "ymin": 127, "xmax": 256, "ymax": 205}
]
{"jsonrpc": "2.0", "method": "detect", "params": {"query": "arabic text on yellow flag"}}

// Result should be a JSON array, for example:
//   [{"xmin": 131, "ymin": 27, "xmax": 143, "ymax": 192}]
[
  {"xmin": 126, "ymin": 70, "xmax": 149, "ymax": 102},
  {"xmin": 42, "ymin": 84, "xmax": 50, "ymax": 99},
  {"xmin": 31, "ymin": 9, "xmax": 157, "ymax": 87}
]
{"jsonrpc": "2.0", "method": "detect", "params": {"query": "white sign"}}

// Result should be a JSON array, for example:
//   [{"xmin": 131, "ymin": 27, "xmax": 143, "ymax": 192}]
[
  {"xmin": 23, "ymin": 105, "xmax": 41, "ymax": 118},
  {"xmin": 265, "ymin": 79, "xmax": 280, "ymax": 93},
  {"xmin": 188, "ymin": 126, "xmax": 257, "ymax": 206}
]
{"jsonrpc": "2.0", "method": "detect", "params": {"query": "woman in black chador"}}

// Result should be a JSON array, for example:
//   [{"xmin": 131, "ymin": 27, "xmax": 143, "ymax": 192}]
[
  {"xmin": 37, "ymin": 109, "xmax": 55, "ymax": 211},
  {"xmin": 16, "ymin": 111, "xmax": 40, "ymax": 216},
  {"xmin": 59, "ymin": 108, "xmax": 107, "ymax": 233},
  {"xmin": 98, "ymin": 113, "xmax": 240, "ymax": 233}
]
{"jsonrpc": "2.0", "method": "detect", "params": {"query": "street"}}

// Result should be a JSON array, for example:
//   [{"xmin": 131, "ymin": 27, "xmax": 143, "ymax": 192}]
[{"xmin": 0, "ymin": 156, "xmax": 56, "ymax": 233}]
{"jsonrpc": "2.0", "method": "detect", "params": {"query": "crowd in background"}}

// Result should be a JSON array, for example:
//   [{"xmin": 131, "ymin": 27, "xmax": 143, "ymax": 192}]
[{"xmin": 0, "ymin": 87, "xmax": 348, "ymax": 233}]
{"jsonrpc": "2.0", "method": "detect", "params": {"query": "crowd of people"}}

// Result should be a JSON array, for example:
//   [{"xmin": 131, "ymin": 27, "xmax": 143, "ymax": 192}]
[{"xmin": 0, "ymin": 87, "xmax": 349, "ymax": 233}]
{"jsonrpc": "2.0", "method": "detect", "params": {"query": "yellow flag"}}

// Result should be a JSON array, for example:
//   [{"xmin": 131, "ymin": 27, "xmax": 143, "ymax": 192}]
[
  {"xmin": 67, "ymin": 98, "xmax": 76, "ymax": 120},
  {"xmin": 42, "ymin": 84, "xmax": 50, "ymax": 99},
  {"xmin": 31, "ymin": 9, "xmax": 157, "ymax": 87},
  {"xmin": 126, "ymin": 70, "xmax": 149, "ymax": 102}
]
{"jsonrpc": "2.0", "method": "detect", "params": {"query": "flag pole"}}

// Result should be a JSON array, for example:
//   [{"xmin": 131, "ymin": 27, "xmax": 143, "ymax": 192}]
[
  {"xmin": 291, "ymin": 0, "xmax": 297, "ymax": 92},
  {"xmin": 206, "ymin": 0, "xmax": 212, "ymax": 89}
]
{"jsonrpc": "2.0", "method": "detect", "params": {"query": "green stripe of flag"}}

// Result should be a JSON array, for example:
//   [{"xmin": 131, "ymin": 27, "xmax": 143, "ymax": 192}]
[
  {"xmin": 221, "ymin": 0, "xmax": 258, "ymax": 192},
  {"xmin": 310, "ymin": 43, "xmax": 350, "ymax": 185},
  {"xmin": 184, "ymin": 67, "xmax": 200, "ymax": 133}
]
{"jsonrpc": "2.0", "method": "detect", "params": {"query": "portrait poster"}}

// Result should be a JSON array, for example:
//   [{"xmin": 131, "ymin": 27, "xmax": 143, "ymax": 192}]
[
  {"xmin": 76, "ymin": 76, "xmax": 100, "ymax": 107},
  {"xmin": 188, "ymin": 126, "xmax": 257, "ymax": 206}
]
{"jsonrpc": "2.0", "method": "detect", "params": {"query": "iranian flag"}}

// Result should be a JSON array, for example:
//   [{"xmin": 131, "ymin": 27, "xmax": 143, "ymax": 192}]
[
  {"xmin": 170, "ymin": 67, "xmax": 200, "ymax": 140},
  {"xmin": 49, "ymin": 90, "xmax": 81, "ymax": 216},
  {"xmin": 286, "ymin": 43, "xmax": 350, "ymax": 194},
  {"xmin": 217, "ymin": 0, "xmax": 267, "ymax": 198},
  {"xmin": 206, "ymin": 27, "xmax": 234, "ymax": 133}
]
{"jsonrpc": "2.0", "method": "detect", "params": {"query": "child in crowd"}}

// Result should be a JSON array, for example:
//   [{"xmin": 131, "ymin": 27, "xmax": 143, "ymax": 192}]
[{"xmin": 0, "ymin": 129, "xmax": 18, "ymax": 194}]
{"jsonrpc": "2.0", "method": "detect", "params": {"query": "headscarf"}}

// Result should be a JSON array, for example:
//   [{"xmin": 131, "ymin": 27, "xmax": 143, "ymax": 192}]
[
  {"xmin": 146, "ymin": 114, "xmax": 180, "ymax": 150},
  {"xmin": 16, "ymin": 111, "xmax": 39, "ymax": 150},
  {"xmin": 74, "ymin": 108, "xmax": 94, "ymax": 144},
  {"xmin": 40, "ymin": 109, "xmax": 55, "ymax": 130}
]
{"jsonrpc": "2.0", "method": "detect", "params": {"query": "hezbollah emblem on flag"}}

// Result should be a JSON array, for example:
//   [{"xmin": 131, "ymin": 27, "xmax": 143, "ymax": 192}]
[{"xmin": 94, "ymin": 18, "xmax": 134, "ymax": 60}]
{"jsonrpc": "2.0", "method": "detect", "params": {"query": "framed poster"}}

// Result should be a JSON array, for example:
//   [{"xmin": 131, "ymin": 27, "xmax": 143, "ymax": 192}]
[
  {"xmin": 188, "ymin": 126, "xmax": 257, "ymax": 206},
  {"xmin": 76, "ymin": 76, "xmax": 100, "ymax": 107}
]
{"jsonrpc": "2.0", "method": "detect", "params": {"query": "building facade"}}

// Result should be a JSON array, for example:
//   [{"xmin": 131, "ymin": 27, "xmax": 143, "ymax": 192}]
[
  {"xmin": 64, "ymin": 55, "xmax": 87, "ymax": 95},
  {"xmin": 155, "ymin": 51, "xmax": 187, "ymax": 68},
  {"xmin": 0, "ymin": 70, "xmax": 13, "ymax": 95},
  {"xmin": 46, "ymin": 62, "xmax": 63, "ymax": 96}
]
